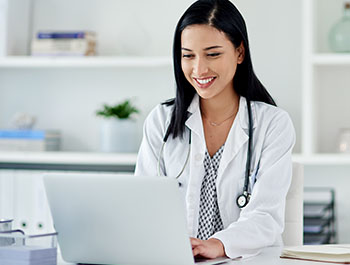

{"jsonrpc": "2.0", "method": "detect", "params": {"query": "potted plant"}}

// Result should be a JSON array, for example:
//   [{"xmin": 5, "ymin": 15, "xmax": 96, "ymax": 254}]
[{"xmin": 96, "ymin": 99, "xmax": 139, "ymax": 153}]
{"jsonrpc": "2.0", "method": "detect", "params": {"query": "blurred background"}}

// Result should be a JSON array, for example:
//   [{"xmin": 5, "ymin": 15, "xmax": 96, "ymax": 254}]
[{"xmin": 0, "ymin": 0, "xmax": 349, "ymax": 246}]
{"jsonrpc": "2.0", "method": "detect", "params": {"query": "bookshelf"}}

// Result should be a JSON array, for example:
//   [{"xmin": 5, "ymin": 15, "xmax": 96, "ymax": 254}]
[
  {"xmin": 312, "ymin": 54, "xmax": 350, "ymax": 65},
  {"xmin": 293, "ymin": 154, "xmax": 350, "ymax": 165},
  {"xmin": 1, "ymin": 152, "xmax": 350, "ymax": 167},
  {"xmin": 0, "ymin": 56, "xmax": 172, "ymax": 68},
  {"xmin": 0, "ymin": 0, "xmax": 184, "ymax": 152},
  {"xmin": 0, "ymin": 151, "xmax": 137, "ymax": 166},
  {"xmin": 0, "ymin": 151, "xmax": 137, "ymax": 172},
  {"xmin": 302, "ymin": 0, "xmax": 350, "ymax": 155},
  {"xmin": 300, "ymin": 0, "xmax": 350, "ymax": 244}
]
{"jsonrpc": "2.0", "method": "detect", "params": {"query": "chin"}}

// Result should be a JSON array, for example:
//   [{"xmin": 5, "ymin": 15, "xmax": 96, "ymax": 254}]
[{"xmin": 196, "ymin": 91, "xmax": 217, "ymax": 100}]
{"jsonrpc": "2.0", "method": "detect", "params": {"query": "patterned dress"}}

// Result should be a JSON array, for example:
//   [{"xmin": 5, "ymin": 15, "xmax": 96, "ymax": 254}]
[{"xmin": 197, "ymin": 144, "xmax": 225, "ymax": 240}]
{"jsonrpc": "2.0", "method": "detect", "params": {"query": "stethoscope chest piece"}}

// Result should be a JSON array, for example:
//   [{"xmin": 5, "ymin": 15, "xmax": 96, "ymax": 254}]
[{"xmin": 236, "ymin": 191, "xmax": 251, "ymax": 208}]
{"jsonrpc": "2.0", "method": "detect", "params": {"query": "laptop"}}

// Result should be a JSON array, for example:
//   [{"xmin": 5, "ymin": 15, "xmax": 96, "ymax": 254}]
[{"xmin": 43, "ymin": 173, "xmax": 232, "ymax": 265}]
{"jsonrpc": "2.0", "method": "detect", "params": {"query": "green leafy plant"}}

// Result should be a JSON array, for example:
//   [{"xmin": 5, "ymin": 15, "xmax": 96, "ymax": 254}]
[{"xmin": 96, "ymin": 99, "xmax": 139, "ymax": 119}]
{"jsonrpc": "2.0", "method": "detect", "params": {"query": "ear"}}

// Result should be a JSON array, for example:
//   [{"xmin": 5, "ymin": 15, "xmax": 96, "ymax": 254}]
[{"xmin": 236, "ymin": 41, "xmax": 245, "ymax": 64}]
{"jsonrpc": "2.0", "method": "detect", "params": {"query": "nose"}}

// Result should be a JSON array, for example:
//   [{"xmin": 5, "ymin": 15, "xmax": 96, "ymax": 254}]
[{"xmin": 193, "ymin": 57, "xmax": 209, "ymax": 77}]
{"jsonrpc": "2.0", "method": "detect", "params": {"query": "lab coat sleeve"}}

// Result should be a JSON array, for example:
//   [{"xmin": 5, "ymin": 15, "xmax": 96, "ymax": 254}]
[
  {"xmin": 134, "ymin": 104, "xmax": 169, "ymax": 176},
  {"xmin": 211, "ymin": 110, "xmax": 296, "ymax": 259}
]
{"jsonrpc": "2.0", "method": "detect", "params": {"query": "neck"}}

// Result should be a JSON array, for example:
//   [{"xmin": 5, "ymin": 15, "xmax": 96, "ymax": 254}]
[{"xmin": 200, "ymin": 89, "xmax": 240, "ymax": 121}]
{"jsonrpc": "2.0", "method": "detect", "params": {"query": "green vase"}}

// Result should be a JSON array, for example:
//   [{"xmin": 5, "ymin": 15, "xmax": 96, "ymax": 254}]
[{"xmin": 329, "ymin": 3, "xmax": 350, "ymax": 52}]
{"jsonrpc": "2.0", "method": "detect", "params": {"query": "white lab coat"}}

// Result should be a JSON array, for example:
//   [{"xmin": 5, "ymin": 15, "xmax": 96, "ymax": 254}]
[{"xmin": 135, "ymin": 94, "xmax": 295, "ymax": 259}]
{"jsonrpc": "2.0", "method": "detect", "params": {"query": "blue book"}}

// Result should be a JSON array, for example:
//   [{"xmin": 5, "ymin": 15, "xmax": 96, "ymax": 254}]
[
  {"xmin": 0, "ymin": 130, "xmax": 46, "ymax": 140},
  {"xmin": 37, "ymin": 31, "xmax": 87, "ymax": 39}
]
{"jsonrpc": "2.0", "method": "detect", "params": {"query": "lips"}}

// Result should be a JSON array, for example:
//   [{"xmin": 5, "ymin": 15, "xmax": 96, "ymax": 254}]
[{"xmin": 193, "ymin": 76, "xmax": 217, "ymax": 88}]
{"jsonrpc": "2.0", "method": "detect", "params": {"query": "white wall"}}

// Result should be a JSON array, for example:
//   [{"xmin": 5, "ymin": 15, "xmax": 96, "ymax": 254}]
[{"xmin": 233, "ymin": 0, "xmax": 302, "ymax": 153}]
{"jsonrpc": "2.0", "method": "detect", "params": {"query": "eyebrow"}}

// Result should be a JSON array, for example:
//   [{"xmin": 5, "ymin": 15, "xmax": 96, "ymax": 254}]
[{"xmin": 181, "ymin": 45, "xmax": 223, "ymax": 51}]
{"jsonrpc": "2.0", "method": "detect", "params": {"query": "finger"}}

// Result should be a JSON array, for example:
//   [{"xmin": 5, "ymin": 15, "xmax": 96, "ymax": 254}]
[
  {"xmin": 190, "ymin": 237, "xmax": 201, "ymax": 246},
  {"xmin": 192, "ymin": 245, "xmax": 205, "ymax": 257}
]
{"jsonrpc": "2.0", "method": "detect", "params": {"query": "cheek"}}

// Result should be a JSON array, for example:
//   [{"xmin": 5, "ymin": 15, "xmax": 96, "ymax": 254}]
[
  {"xmin": 220, "ymin": 60, "xmax": 237, "ymax": 80},
  {"xmin": 181, "ymin": 61, "xmax": 193, "ymax": 79}
]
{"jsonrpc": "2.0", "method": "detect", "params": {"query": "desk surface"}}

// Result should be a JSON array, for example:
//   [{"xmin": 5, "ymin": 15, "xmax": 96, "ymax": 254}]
[{"xmin": 57, "ymin": 246, "xmax": 333, "ymax": 265}]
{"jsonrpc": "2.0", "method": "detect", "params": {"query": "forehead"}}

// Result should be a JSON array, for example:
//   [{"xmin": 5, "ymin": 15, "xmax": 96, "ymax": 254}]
[{"xmin": 181, "ymin": 24, "xmax": 232, "ymax": 49}]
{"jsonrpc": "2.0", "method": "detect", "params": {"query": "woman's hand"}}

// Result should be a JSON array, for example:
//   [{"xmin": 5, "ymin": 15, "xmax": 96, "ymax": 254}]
[{"xmin": 190, "ymin": 237, "xmax": 226, "ymax": 259}]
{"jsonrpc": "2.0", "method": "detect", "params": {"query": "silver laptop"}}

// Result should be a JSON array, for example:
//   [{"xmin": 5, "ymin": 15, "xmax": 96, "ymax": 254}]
[{"xmin": 43, "ymin": 173, "xmax": 232, "ymax": 265}]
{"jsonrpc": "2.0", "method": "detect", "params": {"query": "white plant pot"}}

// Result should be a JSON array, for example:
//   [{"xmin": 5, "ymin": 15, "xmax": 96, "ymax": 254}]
[{"xmin": 100, "ymin": 118, "xmax": 137, "ymax": 153}]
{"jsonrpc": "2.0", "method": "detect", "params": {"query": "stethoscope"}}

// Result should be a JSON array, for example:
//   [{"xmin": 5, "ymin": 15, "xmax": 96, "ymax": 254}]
[{"xmin": 157, "ymin": 100, "xmax": 253, "ymax": 209}]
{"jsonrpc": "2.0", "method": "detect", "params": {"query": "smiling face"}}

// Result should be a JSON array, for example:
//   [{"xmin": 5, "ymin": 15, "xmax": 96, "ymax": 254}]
[{"xmin": 181, "ymin": 24, "xmax": 244, "ymax": 101}]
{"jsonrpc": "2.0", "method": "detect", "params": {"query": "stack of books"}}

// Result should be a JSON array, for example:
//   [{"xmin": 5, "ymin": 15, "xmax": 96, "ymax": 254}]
[
  {"xmin": 31, "ymin": 31, "xmax": 97, "ymax": 56},
  {"xmin": 0, "ymin": 130, "xmax": 61, "ymax": 151}
]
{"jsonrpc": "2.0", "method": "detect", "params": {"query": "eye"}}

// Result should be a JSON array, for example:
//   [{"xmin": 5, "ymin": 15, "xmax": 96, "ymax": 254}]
[
  {"xmin": 182, "ymin": 54, "xmax": 194, "ymax": 58},
  {"xmin": 208, "ymin": 53, "xmax": 221, "ymax": 57}
]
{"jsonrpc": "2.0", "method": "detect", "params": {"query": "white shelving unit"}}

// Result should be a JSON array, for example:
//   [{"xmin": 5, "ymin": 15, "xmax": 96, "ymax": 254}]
[
  {"xmin": 0, "ymin": 0, "xmax": 349, "ymax": 165},
  {"xmin": 312, "ymin": 54, "xmax": 350, "ymax": 65},
  {"xmin": 301, "ymin": 0, "xmax": 350, "ymax": 243},
  {"xmin": 1, "ymin": 0, "xmax": 179, "ymax": 232},
  {"xmin": 0, "ymin": 1, "xmax": 349, "ymax": 163},
  {"xmin": 1, "ymin": 152, "xmax": 350, "ymax": 167},
  {"xmin": 0, "ymin": 56, "xmax": 172, "ymax": 68},
  {"xmin": 0, "ymin": 151, "xmax": 137, "ymax": 165},
  {"xmin": 302, "ymin": 0, "xmax": 350, "ymax": 156},
  {"xmin": 0, "ymin": 0, "xmax": 183, "ymax": 153}
]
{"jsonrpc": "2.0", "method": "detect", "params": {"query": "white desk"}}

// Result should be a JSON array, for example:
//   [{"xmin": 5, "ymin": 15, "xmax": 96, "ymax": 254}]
[{"xmin": 57, "ymin": 246, "xmax": 332, "ymax": 265}]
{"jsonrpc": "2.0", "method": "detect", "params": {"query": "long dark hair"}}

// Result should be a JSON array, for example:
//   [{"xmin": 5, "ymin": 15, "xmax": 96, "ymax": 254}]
[{"xmin": 163, "ymin": 0, "xmax": 276, "ymax": 140}]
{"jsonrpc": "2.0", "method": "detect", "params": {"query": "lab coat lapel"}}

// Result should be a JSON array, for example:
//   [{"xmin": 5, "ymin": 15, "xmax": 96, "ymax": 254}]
[
  {"xmin": 184, "ymin": 94, "xmax": 206, "ymax": 236},
  {"xmin": 219, "ymin": 97, "xmax": 256, "ymax": 175},
  {"xmin": 182, "ymin": 95, "xmax": 258, "ymax": 236},
  {"xmin": 185, "ymin": 94, "xmax": 204, "ymax": 140}
]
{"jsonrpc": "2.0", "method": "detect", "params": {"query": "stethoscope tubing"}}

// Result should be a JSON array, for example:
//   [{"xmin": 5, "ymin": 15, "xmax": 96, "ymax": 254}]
[
  {"xmin": 157, "ymin": 100, "xmax": 253, "ymax": 206},
  {"xmin": 157, "ymin": 132, "xmax": 191, "ymax": 180}
]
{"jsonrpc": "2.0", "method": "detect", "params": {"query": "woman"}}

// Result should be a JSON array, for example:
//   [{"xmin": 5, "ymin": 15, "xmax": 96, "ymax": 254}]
[{"xmin": 135, "ymin": 0, "xmax": 295, "ymax": 260}]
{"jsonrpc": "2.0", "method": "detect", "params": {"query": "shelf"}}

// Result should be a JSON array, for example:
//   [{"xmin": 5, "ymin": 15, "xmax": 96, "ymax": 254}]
[
  {"xmin": 293, "ymin": 154, "xmax": 350, "ymax": 165},
  {"xmin": 0, "ymin": 151, "xmax": 137, "ymax": 165},
  {"xmin": 0, "ymin": 56, "xmax": 172, "ymax": 68},
  {"xmin": 0, "ymin": 152, "xmax": 350, "ymax": 166},
  {"xmin": 312, "ymin": 53, "xmax": 350, "ymax": 65}
]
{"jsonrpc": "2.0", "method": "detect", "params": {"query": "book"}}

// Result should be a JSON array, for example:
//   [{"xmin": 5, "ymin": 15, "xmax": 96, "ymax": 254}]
[
  {"xmin": 280, "ymin": 245, "xmax": 350, "ymax": 264},
  {"xmin": 0, "ymin": 130, "xmax": 60, "ymax": 139},
  {"xmin": 37, "ymin": 31, "xmax": 95, "ymax": 39},
  {"xmin": 31, "ymin": 38, "xmax": 96, "ymax": 56},
  {"xmin": 0, "ymin": 130, "xmax": 61, "ymax": 151}
]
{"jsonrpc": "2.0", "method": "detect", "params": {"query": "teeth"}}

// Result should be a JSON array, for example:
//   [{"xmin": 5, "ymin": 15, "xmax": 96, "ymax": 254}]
[{"xmin": 196, "ymin": 77, "xmax": 215, "ymax": 84}]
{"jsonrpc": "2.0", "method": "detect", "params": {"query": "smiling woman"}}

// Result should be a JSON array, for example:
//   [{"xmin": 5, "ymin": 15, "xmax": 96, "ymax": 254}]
[
  {"xmin": 135, "ymin": 0, "xmax": 295, "ymax": 261},
  {"xmin": 181, "ymin": 25, "xmax": 243, "ymax": 102}
]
